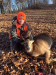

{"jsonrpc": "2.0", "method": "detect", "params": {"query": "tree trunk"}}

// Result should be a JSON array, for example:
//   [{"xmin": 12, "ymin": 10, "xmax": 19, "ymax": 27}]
[{"xmin": 0, "ymin": 0, "xmax": 4, "ymax": 14}]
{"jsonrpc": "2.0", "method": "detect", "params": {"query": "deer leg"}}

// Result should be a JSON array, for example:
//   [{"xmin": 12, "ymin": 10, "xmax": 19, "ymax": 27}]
[{"xmin": 45, "ymin": 49, "xmax": 51, "ymax": 64}]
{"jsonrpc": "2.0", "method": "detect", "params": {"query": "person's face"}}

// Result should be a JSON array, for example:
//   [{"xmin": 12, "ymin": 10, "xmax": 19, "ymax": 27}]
[{"xmin": 19, "ymin": 19, "xmax": 24, "ymax": 25}]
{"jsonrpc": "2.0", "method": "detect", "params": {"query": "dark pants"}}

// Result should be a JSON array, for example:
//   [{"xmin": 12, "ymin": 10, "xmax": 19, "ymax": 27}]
[{"xmin": 10, "ymin": 39, "xmax": 24, "ymax": 51}]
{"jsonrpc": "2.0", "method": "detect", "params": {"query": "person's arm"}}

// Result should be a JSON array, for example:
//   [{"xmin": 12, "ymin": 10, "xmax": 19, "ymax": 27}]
[
  {"xmin": 23, "ymin": 25, "xmax": 33, "ymax": 40},
  {"xmin": 11, "ymin": 25, "xmax": 20, "ymax": 42},
  {"xmin": 27, "ymin": 25, "xmax": 33, "ymax": 40}
]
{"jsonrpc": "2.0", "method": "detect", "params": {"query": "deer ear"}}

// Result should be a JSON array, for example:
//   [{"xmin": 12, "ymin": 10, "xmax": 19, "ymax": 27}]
[{"xmin": 30, "ymin": 40, "xmax": 34, "ymax": 44}]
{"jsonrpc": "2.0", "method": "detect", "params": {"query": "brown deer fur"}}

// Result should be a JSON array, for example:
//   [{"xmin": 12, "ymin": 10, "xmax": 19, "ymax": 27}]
[{"xmin": 24, "ymin": 33, "xmax": 54, "ymax": 64}]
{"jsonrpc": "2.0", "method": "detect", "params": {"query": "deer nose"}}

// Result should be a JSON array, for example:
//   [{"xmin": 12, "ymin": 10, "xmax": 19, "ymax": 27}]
[{"xmin": 27, "ymin": 47, "xmax": 30, "ymax": 50}]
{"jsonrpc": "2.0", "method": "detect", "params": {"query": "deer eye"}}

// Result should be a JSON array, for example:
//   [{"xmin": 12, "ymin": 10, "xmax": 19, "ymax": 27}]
[{"xmin": 24, "ymin": 43, "xmax": 28, "ymax": 47}]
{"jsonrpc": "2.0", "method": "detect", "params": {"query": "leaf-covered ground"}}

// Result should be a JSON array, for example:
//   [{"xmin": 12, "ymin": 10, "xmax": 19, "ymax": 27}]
[{"xmin": 0, "ymin": 9, "xmax": 56, "ymax": 75}]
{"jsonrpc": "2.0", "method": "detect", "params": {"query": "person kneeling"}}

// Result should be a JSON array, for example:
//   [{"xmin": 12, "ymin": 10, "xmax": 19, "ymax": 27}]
[{"xmin": 9, "ymin": 12, "xmax": 33, "ymax": 51}]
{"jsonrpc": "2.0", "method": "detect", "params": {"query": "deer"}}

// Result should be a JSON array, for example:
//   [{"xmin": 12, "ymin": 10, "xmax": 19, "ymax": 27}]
[{"xmin": 23, "ymin": 33, "xmax": 56, "ymax": 64}]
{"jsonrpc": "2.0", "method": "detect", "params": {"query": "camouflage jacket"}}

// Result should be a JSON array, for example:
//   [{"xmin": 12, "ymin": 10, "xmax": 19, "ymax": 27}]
[{"xmin": 10, "ymin": 16, "xmax": 33, "ymax": 42}]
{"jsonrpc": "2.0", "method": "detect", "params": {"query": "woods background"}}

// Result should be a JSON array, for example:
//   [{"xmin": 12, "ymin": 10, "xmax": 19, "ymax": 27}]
[{"xmin": 0, "ymin": 0, "xmax": 56, "ymax": 14}]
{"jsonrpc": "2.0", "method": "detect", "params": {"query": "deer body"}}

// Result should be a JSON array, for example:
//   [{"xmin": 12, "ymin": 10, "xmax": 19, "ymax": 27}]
[{"xmin": 24, "ymin": 33, "xmax": 53, "ymax": 64}]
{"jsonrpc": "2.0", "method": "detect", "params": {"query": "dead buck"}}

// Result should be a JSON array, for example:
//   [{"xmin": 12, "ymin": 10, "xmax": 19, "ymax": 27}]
[{"xmin": 23, "ymin": 33, "xmax": 56, "ymax": 64}]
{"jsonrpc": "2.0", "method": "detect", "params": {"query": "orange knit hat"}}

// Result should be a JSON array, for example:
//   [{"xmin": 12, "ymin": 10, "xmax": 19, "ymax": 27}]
[{"xmin": 17, "ymin": 12, "xmax": 26, "ymax": 21}]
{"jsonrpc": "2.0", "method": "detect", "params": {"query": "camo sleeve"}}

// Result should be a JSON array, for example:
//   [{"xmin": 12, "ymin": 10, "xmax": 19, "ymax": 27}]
[
  {"xmin": 11, "ymin": 25, "xmax": 20, "ymax": 42},
  {"xmin": 27, "ymin": 25, "xmax": 33, "ymax": 40}
]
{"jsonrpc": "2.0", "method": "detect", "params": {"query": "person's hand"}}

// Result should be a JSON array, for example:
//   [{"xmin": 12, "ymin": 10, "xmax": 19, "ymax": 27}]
[
  {"xmin": 23, "ymin": 31, "xmax": 31, "ymax": 39},
  {"xmin": 20, "ymin": 37, "xmax": 25, "ymax": 42}
]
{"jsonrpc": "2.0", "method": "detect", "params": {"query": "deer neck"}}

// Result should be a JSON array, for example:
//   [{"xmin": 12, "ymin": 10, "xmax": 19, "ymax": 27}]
[{"xmin": 28, "ymin": 43, "xmax": 33, "ymax": 53}]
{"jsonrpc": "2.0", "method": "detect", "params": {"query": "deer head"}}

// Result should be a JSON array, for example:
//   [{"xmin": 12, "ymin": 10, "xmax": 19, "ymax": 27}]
[{"xmin": 22, "ymin": 39, "xmax": 34, "ymax": 53}]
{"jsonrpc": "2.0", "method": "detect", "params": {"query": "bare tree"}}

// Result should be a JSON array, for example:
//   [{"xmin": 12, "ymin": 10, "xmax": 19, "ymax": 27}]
[
  {"xmin": 43, "ymin": 0, "xmax": 48, "ymax": 4},
  {"xmin": 52, "ymin": 0, "xmax": 56, "ymax": 6},
  {"xmin": 3, "ymin": 0, "xmax": 11, "ymax": 13},
  {"xmin": 27, "ymin": 0, "xmax": 31, "ymax": 8},
  {"xmin": 0, "ymin": 0, "xmax": 4, "ymax": 14},
  {"xmin": 22, "ymin": 0, "xmax": 27, "ymax": 9},
  {"xmin": 15, "ymin": 0, "xmax": 19, "ymax": 11}
]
